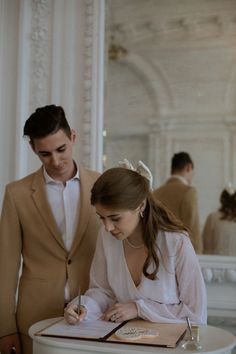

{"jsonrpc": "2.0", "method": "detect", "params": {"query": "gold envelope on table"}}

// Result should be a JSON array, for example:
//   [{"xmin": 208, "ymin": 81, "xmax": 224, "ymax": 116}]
[{"xmin": 107, "ymin": 319, "xmax": 187, "ymax": 348}]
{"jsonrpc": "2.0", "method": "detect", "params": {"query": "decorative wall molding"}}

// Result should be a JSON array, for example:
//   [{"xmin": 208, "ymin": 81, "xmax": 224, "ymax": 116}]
[
  {"xmin": 198, "ymin": 255, "xmax": 236, "ymax": 318},
  {"xmin": 149, "ymin": 117, "xmax": 234, "ymax": 132},
  {"xmin": 82, "ymin": 0, "xmax": 94, "ymax": 167},
  {"xmin": 109, "ymin": 116, "xmax": 232, "ymax": 137},
  {"xmin": 201, "ymin": 267, "xmax": 236, "ymax": 284},
  {"xmin": 104, "ymin": 135, "xmax": 148, "ymax": 170},
  {"xmin": 199, "ymin": 255, "xmax": 236, "ymax": 284},
  {"xmin": 82, "ymin": 0, "xmax": 104, "ymax": 171},
  {"xmin": 224, "ymin": 120, "xmax": 236, "ymax": 130},
  {"xmin": 110, "ymin": 14, "xmax": 236, "ymax": 45},
  {"xmin": 30, "ymin": 0, "xmax": 51, "ymax": 110},
  {"xmin": 208, "ymin": 315, "xmax": 236, "ymax": 329},
  {"xmin": 112, "ymin": 53, "xmax": 174, "ymax": 114}
]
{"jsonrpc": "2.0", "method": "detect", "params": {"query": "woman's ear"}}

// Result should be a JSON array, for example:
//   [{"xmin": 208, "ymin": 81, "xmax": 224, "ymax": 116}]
[{"xmin": 139, "ymin": 198, "xmax": 147, "ymax": 214}]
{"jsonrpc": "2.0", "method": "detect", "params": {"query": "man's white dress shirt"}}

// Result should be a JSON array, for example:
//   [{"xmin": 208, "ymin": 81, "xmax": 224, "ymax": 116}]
[{"xmin": 44, "ymin": 167, "xmax": 80, "ymax": 300}]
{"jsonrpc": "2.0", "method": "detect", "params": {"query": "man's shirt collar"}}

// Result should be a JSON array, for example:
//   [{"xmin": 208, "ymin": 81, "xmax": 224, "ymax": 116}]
[{"xmin": 43, "ymin": 164, "xmax": 80, "ymax": 184}]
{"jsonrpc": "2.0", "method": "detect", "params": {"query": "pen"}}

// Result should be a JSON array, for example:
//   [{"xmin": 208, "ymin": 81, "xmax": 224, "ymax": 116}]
[{"xmin": 77, "ymin": 286, "xmax": 81, "ymax": 315}]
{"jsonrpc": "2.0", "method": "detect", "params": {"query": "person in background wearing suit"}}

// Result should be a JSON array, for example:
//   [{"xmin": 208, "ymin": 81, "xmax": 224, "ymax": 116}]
[
  {"xmin": 152, "ymin": 152, "xmax": 202, "ymax": 254},
  {"xmin": 0, "ymin": 105, "xmax": 100, "ymax": 354},
  {"xmin": 202, "ymin": 184, "xmax": 236, "ymax": 256}
]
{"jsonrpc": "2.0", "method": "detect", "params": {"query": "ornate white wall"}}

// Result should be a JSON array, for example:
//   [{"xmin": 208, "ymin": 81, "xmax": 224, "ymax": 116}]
[
  {"xmin": 104, "ymin": 0, "xmax": 236, "ymax": 232},
  {"xmin": 0, "ymin": 0, "xmax": 104, "ymax": 208},
  {"xmin": 0, "ymin": 0, "xmax": 20, "ymax": 203}
]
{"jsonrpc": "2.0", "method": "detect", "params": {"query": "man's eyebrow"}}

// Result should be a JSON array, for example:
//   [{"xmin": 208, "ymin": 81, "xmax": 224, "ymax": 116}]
[
  {"xmin": 56, "ymin": 144, "xmax": 66, "ymax": 150},
  {"xmin": 38, "ymin": 144, "xmax": 66, "ymax": 154}
]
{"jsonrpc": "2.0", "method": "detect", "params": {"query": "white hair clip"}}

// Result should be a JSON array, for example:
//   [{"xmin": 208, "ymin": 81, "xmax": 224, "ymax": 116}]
[
  {"xmin": 118, "ymin": 158, "xmax": 153, "ymax": 190},
  {"xmin": 225, "ymin": 182, "xmax": 235, "ymax": 195},
  {"xmin": 118, "ymin": 158, "xmax": 135, "ymax": 171}
]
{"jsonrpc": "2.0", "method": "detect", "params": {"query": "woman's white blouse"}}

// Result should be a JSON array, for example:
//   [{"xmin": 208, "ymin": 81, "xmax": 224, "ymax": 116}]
[{"xmin": 81, "ymin": 226, "xmax": 207, "ymax": 325}]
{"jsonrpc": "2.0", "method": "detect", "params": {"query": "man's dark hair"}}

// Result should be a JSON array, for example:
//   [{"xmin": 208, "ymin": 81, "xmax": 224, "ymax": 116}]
[
  {"xmin": 171, "ymin": 152, "xmax": 193, "ymax": 174},
  {"xmin": 23, "ymin": 105, "xmax": 71, "ymax": 143}
]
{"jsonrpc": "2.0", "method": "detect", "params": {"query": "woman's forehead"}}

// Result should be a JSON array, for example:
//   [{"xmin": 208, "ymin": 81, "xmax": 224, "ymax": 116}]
[{"xmin": 95, "ymin": 203, "xmax": 129, "ymax": 216}]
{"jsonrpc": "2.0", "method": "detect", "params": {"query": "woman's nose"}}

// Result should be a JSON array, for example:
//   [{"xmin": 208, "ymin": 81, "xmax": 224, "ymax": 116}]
[{"xmin": 104, "ymin": 219, "xmax": 115, "ymax": 232}]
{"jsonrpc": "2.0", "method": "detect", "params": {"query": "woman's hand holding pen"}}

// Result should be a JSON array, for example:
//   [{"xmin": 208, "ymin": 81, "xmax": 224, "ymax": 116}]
[
  {"xmin": 64, "ymin": 303, "xmax": 87, "ymax": 325},
  {"xmin": 101, "ymin": 302, "xmax": 138, "ymax": 323}
]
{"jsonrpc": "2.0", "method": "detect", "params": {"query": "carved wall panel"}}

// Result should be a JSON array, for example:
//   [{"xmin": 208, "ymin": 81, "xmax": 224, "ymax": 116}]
[
  {"xmin": 30, "ymin": 0, "xmax": 52, "ymax": 111},
  {"xmin": 105, "ymin": 135, "xmax": 148, "ymax": 170}
]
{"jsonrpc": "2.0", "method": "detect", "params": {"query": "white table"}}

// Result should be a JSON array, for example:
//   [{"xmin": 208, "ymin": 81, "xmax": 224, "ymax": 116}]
[{"xmin": 29, "ymin": 317, "xmax": 236, "ymax": 354}]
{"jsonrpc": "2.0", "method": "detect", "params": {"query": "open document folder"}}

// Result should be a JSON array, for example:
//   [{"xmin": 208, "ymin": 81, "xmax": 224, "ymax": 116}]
[{"xmin": 35, "ymin": 317, "xmax": 187, "ymax": 348}]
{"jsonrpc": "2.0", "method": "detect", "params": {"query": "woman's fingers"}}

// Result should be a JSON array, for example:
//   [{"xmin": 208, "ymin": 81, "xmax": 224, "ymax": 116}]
[
  {"xmin": 102, "ymin": 306, "xmax": 122, "ymax": 322},
  {"xmin": 66, "ymin": 313, "xmax": 79, "ymax": 325},
  {"xmin": 79, "ymin": 305, "xmax": 87, "ymax": 320},
  {"xmin": 64, "ymin": 304, "xmax": 80, "ymax": 324},
  {"xmin": 102, "ymin": 302, "xmax": 138, "ymax": 322}
]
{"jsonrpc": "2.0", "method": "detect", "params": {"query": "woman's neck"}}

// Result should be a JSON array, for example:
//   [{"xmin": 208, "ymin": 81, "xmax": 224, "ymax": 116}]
[{"xmin": 127, "ymin": 221, "xmax": 144, "ymax": 246}]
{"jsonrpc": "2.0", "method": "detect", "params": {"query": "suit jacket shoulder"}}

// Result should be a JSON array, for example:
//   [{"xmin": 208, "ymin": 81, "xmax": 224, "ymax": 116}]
[
  {"xmin": 153, "ymin": 177, "xmax": 202, "ymax": 253},
  {"xmin": 5, "ymin": 168, "xmax": 43, "ymax": 190},
  {"xmin": 79, "ymin": 166, "xmax": 100, "ymax": 183}
]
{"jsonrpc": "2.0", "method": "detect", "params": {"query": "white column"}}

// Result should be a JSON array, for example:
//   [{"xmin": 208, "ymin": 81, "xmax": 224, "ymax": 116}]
[{"xmin": 15, "ymin": 0, "xmax": 34, "ymax": 179}]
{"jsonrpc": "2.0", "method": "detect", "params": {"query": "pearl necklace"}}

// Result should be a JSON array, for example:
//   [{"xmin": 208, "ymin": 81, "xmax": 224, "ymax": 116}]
[{"xmin": 125, "ymin": 238, "xmax": 144, "ymax": 249}]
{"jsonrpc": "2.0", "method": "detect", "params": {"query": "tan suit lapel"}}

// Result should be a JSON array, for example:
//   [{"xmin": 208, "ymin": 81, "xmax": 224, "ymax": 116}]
[
  {"xmin": 31, "ymin": 167, "xmax": 65, "ymax": 250},
  {"xmin": 70, "ymin": 166, "xmax": 95, "ymax": 256}
]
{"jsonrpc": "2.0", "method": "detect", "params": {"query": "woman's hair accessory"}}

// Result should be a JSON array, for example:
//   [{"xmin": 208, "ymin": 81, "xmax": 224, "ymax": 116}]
[
  {"xmin": 225, "ymin": 182, "xmax": 235, "ymax": 196},
  {"xmin": 118, "ymin": 158, "xmax": 153, "ymax": 190}
]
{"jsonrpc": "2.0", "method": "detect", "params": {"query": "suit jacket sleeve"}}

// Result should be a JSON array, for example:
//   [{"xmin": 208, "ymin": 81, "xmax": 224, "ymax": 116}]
[
  {"xmin": 180, "ymin": 187, "xmax": 202, "ymax": 254},
  {"xmin": 0, "ymin": 186, "xmax": 22, "ymax": 337}
]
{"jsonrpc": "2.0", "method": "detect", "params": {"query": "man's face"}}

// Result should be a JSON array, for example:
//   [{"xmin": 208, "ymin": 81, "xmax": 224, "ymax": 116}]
[
  {"xmin": 186, "ymin": 163, "xmax": 194, "ymax": 185},
  {"xmin": 32, "ymin": 129, "xmax": 76, "ymax": 182}
]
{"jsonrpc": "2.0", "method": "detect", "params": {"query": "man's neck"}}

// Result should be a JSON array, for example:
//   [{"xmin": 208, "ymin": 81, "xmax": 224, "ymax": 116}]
[{"xmin": 171, "ymin": 174, "xmax": 189, "ymax": 185}]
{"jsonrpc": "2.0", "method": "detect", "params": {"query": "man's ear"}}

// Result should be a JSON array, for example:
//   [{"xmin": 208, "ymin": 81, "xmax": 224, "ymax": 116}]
[
  {"xmin": 70, "ymin": 129, "xmax": 76, "ymax": 143},
  {"xmin": 185, "ymin": 163, "xmax": 192, "ymax": 172},
  {"xmin": 29, "ymin": 140, "xmax": 36, "ymax": 153}
]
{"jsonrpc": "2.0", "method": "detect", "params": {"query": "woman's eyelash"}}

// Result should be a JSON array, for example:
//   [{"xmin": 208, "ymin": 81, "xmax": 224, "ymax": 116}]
[{"xmin": 99, "ymin": 216, "xmax": 120, "ymax": 222}]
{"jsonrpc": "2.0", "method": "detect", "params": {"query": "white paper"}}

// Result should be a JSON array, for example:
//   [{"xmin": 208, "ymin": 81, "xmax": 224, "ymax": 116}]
[{"xmin": 38, "ymin": 318, "xmax": 121, "ymax": 339}]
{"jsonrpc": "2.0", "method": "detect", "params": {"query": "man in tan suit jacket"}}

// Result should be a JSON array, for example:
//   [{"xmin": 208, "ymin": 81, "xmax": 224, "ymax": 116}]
[
  {"xmin": 153, "ymin": 152, "xmax": 202, "ymax": 254},
  {"xmin": 0, "ymin": 105, "xmax": 100, "ymax": 354}
]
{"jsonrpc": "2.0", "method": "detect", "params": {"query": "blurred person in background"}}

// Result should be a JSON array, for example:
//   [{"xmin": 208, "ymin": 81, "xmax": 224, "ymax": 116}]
[
  {"xmin": 153, "ymin": 152, "xmax": 202, "ymax": 254},
  {"xmin": 203, "ymin": 183, "xmax": 236, "ymax": 256}
]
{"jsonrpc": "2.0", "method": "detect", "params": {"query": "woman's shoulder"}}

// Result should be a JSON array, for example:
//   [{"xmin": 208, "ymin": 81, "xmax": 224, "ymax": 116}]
[
  {"xmin": 158, "ymin": 230, "xmax": 192, "ymax": 252},
  {"xmin": 204, "ymin": 210, "xmax": 222, "ymax": 225},
  {"xmin": 207, "ymin": 210, "xmax": 221, "ymax": 219},
  {"xmin": 159, "ymin": 229, "xmax": 189, "ymax": 240}
]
